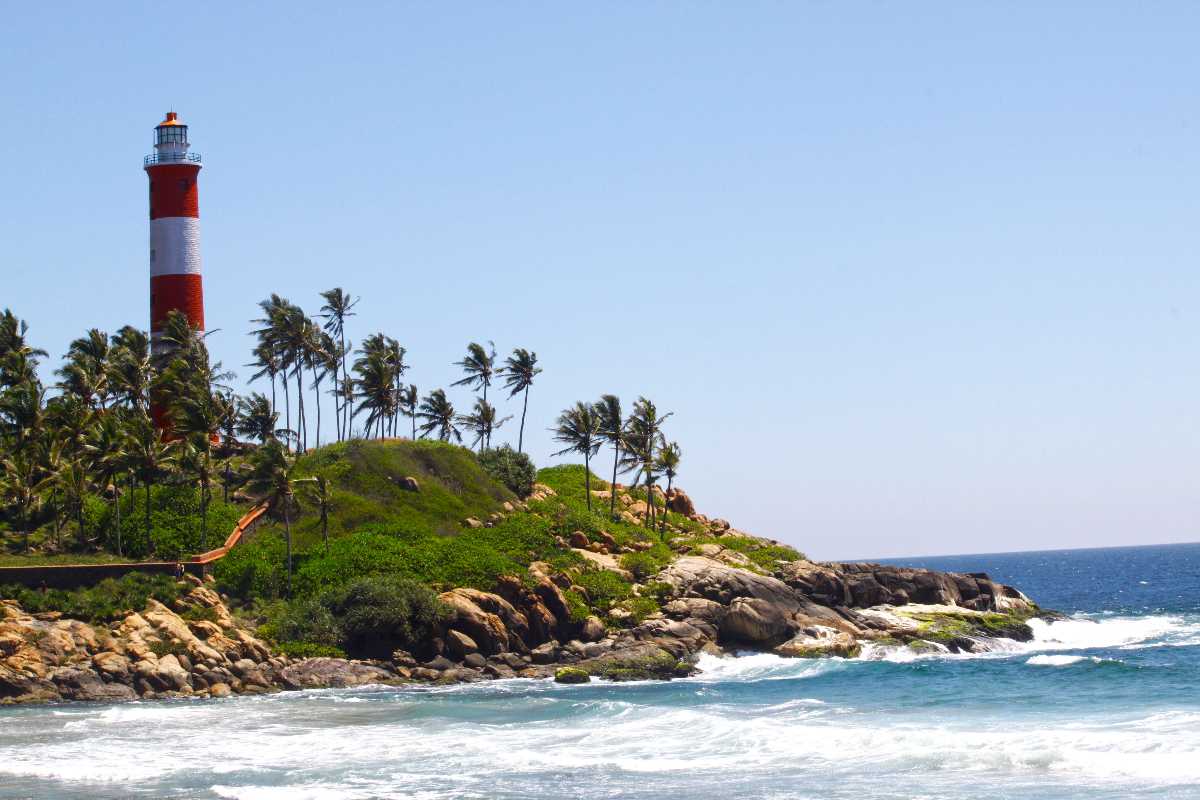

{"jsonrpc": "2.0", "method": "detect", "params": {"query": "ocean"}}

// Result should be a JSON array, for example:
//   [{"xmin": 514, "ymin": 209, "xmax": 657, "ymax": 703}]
[{"xmin": 1, "ymin": 542, "xmax": 1197, "ymax": 799}]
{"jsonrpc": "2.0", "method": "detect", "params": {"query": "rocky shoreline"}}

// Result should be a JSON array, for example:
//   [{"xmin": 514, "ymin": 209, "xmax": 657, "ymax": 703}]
[{"xmin": 1, "ymin": 546, "xmax": 1044, "ymax": 704}]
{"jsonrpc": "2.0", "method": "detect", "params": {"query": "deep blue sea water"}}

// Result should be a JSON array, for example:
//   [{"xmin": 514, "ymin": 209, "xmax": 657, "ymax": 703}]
[{"xmin": 0, "ymin": 542, "xmax": 1197, "ymax": 799}]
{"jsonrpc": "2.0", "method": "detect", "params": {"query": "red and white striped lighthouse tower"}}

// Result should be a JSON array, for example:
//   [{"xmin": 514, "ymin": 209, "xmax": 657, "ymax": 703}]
[{"xmin": 145, "ymin": 111, "xmax": 205, "ymax": 350}]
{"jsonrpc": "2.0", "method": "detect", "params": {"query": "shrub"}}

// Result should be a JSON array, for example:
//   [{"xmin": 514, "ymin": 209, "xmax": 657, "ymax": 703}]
[
  {"xmin": 620, "ymin": 549, "xmax": 671, "ymax": 581},
  {"xmin": 478, "ymin": 445, "xmax": 536, "ymax": 498},
  {"xmin": 213, "ymin": 533, "xmax": 288, "ymax": 601},
  {"xmin": 574, "ymin": 568, "xmax": 632, "ymax": 613},
  {"xmin": 276, "ymin": 641, "xmax": 346, "ymax": 659},
  {"xmin": 324, "ymin": 575, "xmax": 452, "ymax": 659},
  {"xmin": 260, "ymin": 597, "xmax": 340, "ymax": 648}
]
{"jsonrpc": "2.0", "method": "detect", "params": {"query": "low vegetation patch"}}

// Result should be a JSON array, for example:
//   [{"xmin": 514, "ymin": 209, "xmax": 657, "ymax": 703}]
[{"xmin": 0, "ymin": 573, "xmax": 181, "ymax": 623}]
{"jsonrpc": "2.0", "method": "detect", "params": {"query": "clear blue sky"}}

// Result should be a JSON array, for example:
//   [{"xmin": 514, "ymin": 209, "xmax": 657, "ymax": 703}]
[{"xmin": 2, "ymin": 3, "xmax": 1197, "ymax": 559}]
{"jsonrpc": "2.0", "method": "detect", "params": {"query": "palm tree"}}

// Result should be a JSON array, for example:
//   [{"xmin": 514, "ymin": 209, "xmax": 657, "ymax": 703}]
[
  {"xmin": 552, "ymin": 402, "xmax": 602, "ymax": 511},
  {"xmin": 397, "ymin": 384, "xmax": 418, "ymax": 440},
  {"xmin": 57, "ymin": 329, "xmax": 110, "ymax": 410},
  {"xmin": 352, "ymin": 349, "xmax": 395, "ymax": 439},
  {"xmin": 126, "ymin": 413, "xmax": 175, "ymax": 556},
  {"xmin": 310, "ymin": 331, "xmax": 338, "ymax": 449},
  {"xmin": 247, "ymin": 340, "xmax": 281, "ymax": 420},
  {"xmin": 499, "ymin": 348, "xmax": 541, "ymax": 454},
  {"xmin": 108, "ymin": 326, "xmax": 153, "ymax": 413},
  {"xmin": 416, "ymin": 389, "xmax": 461, "ymax": 442},
  {"xmin": 655, "ymin": 439, "xmax": 681, "ymax": 533},
  {"xmin": 452, "ymin": 342, "xmax": 497, "ymax": 402},
  {"xmin": 237, "ymin": 393, "xmax": 280, "ymax": 444},
  {"xmin": 0, "ymin": 310, "xmax": 47, "ymax": 389},
  {"xmin": 319, "ymin": 288, "xmax": 358, "ymax": 441},
  {"xmin": 458, "ymin": 398, "xmax": 511, "ymax": 452},
  {"xmin": 85, "ymin": 413, "xmax": 131, "ymax": 556},
  {"xmin": 619, "ymin": 397, "xmax": 673, "ymax": 529},
  {"xmin": 298, "ymin": 472, "xmax": 334, "ymax": 554},
  {"xmin": 0, "ymin": 451, "xmax": 46, "ymax": 553},
  {"xmin": 594, "ymin": 394, "xmax": 624, "ymax": 519},
  {"xmin": 245, "ymin": 439, "xmax": 298, "ymax": 596}
]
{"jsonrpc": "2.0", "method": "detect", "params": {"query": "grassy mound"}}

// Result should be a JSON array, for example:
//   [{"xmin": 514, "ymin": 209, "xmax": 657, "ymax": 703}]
[{"xmin": 281, "ymin": 439, "xmax": 516, "ymax": 549}]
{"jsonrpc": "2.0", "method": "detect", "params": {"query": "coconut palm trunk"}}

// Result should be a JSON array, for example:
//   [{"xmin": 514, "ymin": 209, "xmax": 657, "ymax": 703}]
[
  {"xmin": 145, "ymin": 481, "xmax": 153, "ymax": 555},
  {"xmin": 584, "ymin": 451, "xmax": 593, "ymax": 511},
  {"xmin": 283, "ymin": 498, "xmax": 293, "ymax": 598},
  {"xmin": 519, "ymin": 386, "xmax": 530, "ymax": 453},
  {"xmin": 610, "ymin": 444, "xmax": 620, "ymax": 519}
]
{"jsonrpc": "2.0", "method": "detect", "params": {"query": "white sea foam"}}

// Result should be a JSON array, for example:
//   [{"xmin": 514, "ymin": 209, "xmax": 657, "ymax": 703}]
[
  {"xmin": 1026, "ymin": 654, "xmax": 1099, "ymax": 666},
  {"xmin": 687, "ymin": 650, "xmax": 843, "ymax": 682}
]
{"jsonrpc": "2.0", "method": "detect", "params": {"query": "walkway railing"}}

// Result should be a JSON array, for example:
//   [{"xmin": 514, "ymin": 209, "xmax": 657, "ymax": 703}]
[{"xmin": 0, "ymin": 503, "xmax": 269, "ymax": 590}]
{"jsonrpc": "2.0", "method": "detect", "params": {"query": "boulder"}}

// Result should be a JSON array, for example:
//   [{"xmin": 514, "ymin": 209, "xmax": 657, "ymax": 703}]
[
  {"xmin": 446, "ymin": 630, "xmax": 479, "ymax": 659},
  {"xmin": 720, "ymin": 597, "xmax": 793, "ymax": 645},
  {"xmin": 580, "ymin": 616, "xmax": 605, "ymax": 642},
  {"xmin": 51, "ymin": 667, "xmax": 138, "ymax": 702},
  {"xmin": 775, "ymin": 627, "xmax": 861, "ymax": 659},
  {"xmin": 154, "ymin": 654, "xmax": 191, "ymax": 691},
  {"xmin": 278, "ymin": 658, "xmax": 397, "ymax": 690},
  {"xmin": 439, "ymin": 590, "xmax": 511, "ymax": 655},
  {"xmin": 569, "ymin": 531, "xmax": 590, "ymax": 548},
  {"xmin": 208, "ymin": 682, "xmax": 232, "ymax": 698},
  {"xmin": 92, "ymin": 652, "xmax": 132, "ymax": 682},
  {"xmin": 665, "ymin": 488, "xmax": 696, "ymax": 517},
  {"xmin": 463, "ymin": 517, "xmax": 484, "ymax": 529},
  {"xmin": 398, "ymin": 476, "xmax": 420, "ymax": 492}
]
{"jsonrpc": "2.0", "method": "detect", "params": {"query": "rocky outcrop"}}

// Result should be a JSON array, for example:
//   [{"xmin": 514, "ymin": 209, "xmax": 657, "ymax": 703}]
[
  {"xmin": 2, "ymin": 531, "xmax": 1043, "ymax": 703},
  {"xmin": 0, "ymin": 582, "xmax": 400, "ymax": 704}
]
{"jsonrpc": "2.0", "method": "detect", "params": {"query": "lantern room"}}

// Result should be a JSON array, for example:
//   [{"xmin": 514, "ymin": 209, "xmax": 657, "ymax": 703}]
[{"xmin": 147, "ymin": 112, "xmax": 199, "ymax": 165}]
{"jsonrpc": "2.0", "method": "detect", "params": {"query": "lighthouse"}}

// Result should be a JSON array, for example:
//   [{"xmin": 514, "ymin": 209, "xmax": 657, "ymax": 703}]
[{"xmin": 145, "ymin": 111, "xmax": 205, "ymax": 351}]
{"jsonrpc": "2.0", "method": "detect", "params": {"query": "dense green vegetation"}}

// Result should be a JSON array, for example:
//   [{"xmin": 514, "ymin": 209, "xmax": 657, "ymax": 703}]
[
  {"xmin": 0, "ymin": 290, "xmax": 729, "ymax": 663},
  {"xmin": 0, "ymin": 573, "xmax": 181, "ymax": 623}
]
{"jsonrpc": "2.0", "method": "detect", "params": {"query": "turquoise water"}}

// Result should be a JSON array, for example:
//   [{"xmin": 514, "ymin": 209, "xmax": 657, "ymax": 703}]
[{"xmin": 1, "ymin": 543, "xmax": 1197, "ymax": 799}]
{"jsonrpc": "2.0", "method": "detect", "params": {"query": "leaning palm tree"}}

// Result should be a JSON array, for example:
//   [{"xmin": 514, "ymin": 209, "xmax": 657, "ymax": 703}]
[
  {"xmin": 309, "ymin": 331, "xmax": 338, "ymax": 449},
  {"xmin": 594, "ymin": 395, "xmax": 624, "ymax": 519},
  {"xmin": 552, "ymin": 402, "xmax": 603, "ymax": 511},
  {"xmin": 245, "ymin": 439, "xmax": 298, "ymax": 596},
  {"xmin": 452, "ymin": 341, "xmax": 497, "ymax": 402},
  {"xmin": 499, "ymin": 348, "xmax": 541, "ymax": 454},
  {"xmin": 416, "ymin": 389, "xmax": 461, "ymax": 442},
  {"xmin": 619, "ymin": 397, "xmax": 673, "ymax": 529},
  {"xmin": 319, "ymin": 288, "xmax": 358, "ymax": 440},
  {"xmin": 397, "ymin": 384, "xmax": 418, "ymax": 440},
  {"xmin": 457, "ymin": 398, "xmax": 511, "ymax": 452},
  {"xmin": 654, "ymin": 438, "xmax": 682, "ymax": 533}
]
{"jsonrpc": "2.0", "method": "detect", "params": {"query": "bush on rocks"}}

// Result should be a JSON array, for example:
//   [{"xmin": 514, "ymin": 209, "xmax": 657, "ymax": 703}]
[{"xmin": 326, "ymin": 576, "xmax": 452, "ymax": 659}]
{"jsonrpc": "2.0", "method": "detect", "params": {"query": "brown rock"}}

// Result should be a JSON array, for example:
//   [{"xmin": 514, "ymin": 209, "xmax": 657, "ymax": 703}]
[
  {"xmin": 446, "ymin": 629, "xmax": 479, "ymax": 659},
  {"xmin": 278, "ymin": 658, "xmax": 397, "ymax": 689},
  {"xmin": 665, "ymin": 488, "xmax": 696, "ymax": 516},
  {"xmin": 569, "ymin": 531, "xmax": 590, "ymax": 548},
  {"xmin": 580, "ymin": 616, "xmax": 605, "ymax": 642},
  {"xmin": 464, "ymin": 517, "xmax": 484, "ymax": 529},
  {"xmin": 439, "ymin": 590, "xmax": 511, "ymax": 655}
]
